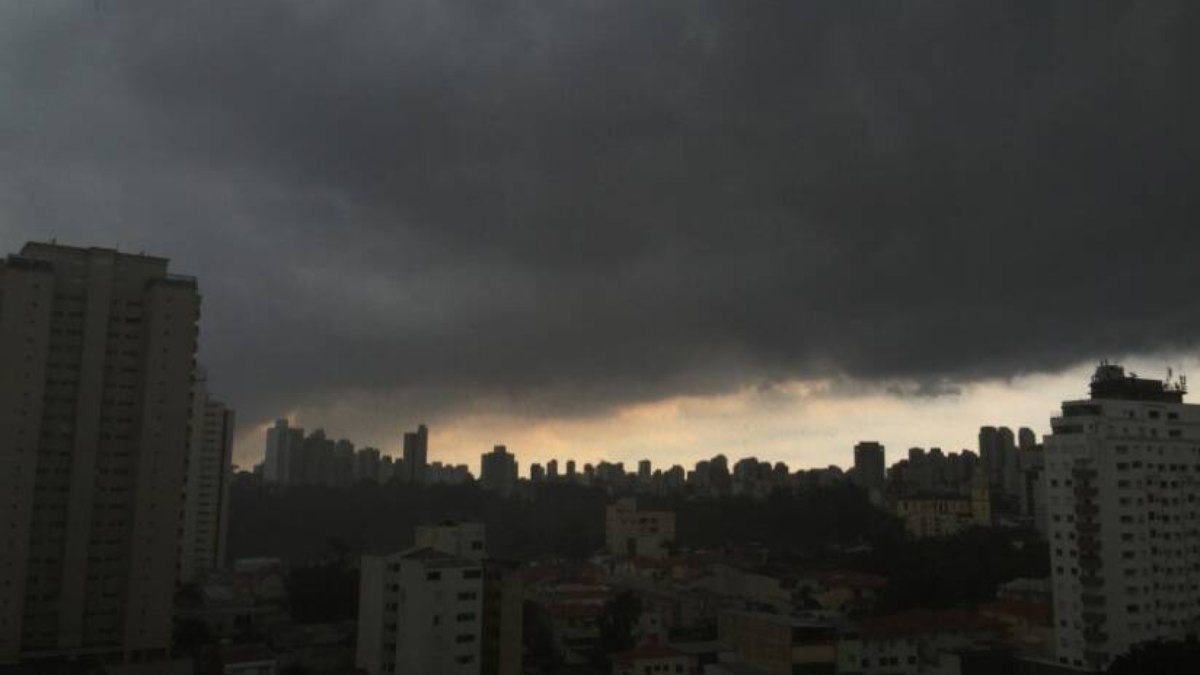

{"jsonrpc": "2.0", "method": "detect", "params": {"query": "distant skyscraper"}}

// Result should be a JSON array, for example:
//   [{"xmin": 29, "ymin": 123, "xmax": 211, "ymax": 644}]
[
  {"xmin": 565, "ymin": 460, "xmax": 577, "ymax": 480},
  {"xmin": 0, "ymin": 243, "xmax": 200, "ymax": 666},
  {"xmin": 179, "ymin": 368, "xmax": 236, "ymax": 583},
  {"xmin": 638, "ymin": 459, "xmax": 652, "ymax": 481},
  {"xmin": 546, "ymin": 459, "xmax": 559, "ymax": 480},
  {"xmin": 852, "ymin": 441, "xmax": 886, "ymax": 493},
  {"xmin": 403, "ymin": 424, "xmax": 429, "ymax": 485},
  {"xmin": 1046, "ymin": 364, "xmax": 1200, "ymax": 670},
  {"xmin": 530, "ymin": 463, "xmax": 545, "ymax": 482},
  {"xmin": 480, "ymin": 445, "xmax": 518, "ymax": 496},
  {"xmin": 333, "ymin": 439, "xmax": 355, "ymax": 488},
  {"xmin": 354, "ymin": 446, "xmax": 382, "ymax": 484},
  {"xmin": 978, "ymin": 426, "xmax": 999, "ymax": 486},
  {"xmin": 998, "ymin": 426, "xmax": 1020, "ymax": 495},
  {"xmin": 1018, "ymin": 426, "xmax": 1037, "ymax": 450},
  {"xmin": 297, "ymin": 428, "xmax": 334, "ymax": 486},
  {"xmin": 264, "ymin": 418, "xmax": 304, "ymax": 485}
]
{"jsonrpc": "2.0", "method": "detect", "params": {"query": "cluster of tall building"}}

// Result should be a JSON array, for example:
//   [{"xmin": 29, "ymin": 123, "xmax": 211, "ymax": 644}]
[
  {"xmin": 0, "ymin": 243, "xmax": 234, "ymax": 670},
  {"xmin": 849, "ymin": 423, "xmax": 1049, "ymax": 537},
  {"xmin": 261, "ymin": 421, "xmax": 472, "ymax": 488},
  {"xmin": 476, "ymin": 451, "xmax": 846, "ymax": 500}
]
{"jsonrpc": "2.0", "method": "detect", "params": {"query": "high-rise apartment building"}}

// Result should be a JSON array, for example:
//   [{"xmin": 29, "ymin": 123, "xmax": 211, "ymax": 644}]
[
  {"xmin": 480, "ymin": 445, "xmax": 518, "ymax": 496},
  {"xmin": 179, "ymin": 368, "xmax": 235, "ymax": 584},
  {"xmin": 402, "ymin": 424, "xmax": 429, "ymax": 485},
  {"xmin": 1019, "ymin": 427, "xmax": 1038, "ymax": 450},
  {"xmin": 354, "ymin": 446, "xmax": 382, "ymax": 483},
  {"xmin": 0, "ymin": 243, "xmax": 200, "ymax": 667},
  {"xmin": 263, "ymin": 418, "xmax": 303, "ymax": 485},
  {"xmin": 637, "ymin": 459, "xmax": 651, "ymax": 482},
  {"xmin": 852, "ymin": 441, "xmax": 886, "ymax": 493},
  {"xmin": 1046, "ymin": 364, "xmax": 1200, "ymax": 671},
  {"xmin": 332, "ymin": 439, "xmax": 355, "ymax": 488},
  {"xmin": 979, "ymin": 426, "xmax": 999, "ymax": 487}
]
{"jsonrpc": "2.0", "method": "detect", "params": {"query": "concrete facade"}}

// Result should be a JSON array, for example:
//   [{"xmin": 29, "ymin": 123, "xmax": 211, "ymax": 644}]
[
  {"xmin": 1046, "ymin": 364, "xmax": 1200, "ymax": 671},
  {"xmin": 356, "ymin": 548, "xmax": 484, "ymax": 675},
  {"xmin": 605, "ymin": 498, "xmax": 676, "ymax": 560},
  {"xmin": 179, "ymin": 369, "xmax": 235, "ymax": 583},
  {"xmin": 0, "ymin": 243, "xmax": 200, "ymax": 666}
]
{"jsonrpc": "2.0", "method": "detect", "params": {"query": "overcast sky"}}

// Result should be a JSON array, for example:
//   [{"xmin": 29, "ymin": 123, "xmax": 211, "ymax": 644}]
[{"xmin": 3, "ymin": 2, "xmax": 1199, "ymax": 472}]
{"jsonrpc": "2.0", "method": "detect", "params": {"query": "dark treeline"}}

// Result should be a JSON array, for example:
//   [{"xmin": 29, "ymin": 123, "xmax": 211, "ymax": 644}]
[
  {"xmin": 861, "ymin": 528, "xmax": 1050, "ymax": 611},
  {"xmin": 228, "ymin": 480, "xmax": 608, "ymax": 563},
  {"xmin": 228, "ymin": 480, "xmax": 1047, "ymax": 618},
  {"xmin": 227, "ymin": 481, "xmax": 899, "ymax": 564}
]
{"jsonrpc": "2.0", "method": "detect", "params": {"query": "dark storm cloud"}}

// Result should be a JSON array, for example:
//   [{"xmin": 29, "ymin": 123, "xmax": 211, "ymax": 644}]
[{"xmin": 3, "ymin": 1, "xmax": 1200, "ymax": 430}]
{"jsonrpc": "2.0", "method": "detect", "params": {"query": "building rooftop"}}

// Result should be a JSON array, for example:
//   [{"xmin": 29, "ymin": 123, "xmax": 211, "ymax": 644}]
[
  {"xmin": 21, "ymin": 240, "xmax": 170, "ymax": 264},
  {"xmin": 1089, "ymin": 362, "xmax": 1185, "ymax": 403},
  {"xmin": 374, "ymin": 546, "xmax": 480, "ymax": 569}
]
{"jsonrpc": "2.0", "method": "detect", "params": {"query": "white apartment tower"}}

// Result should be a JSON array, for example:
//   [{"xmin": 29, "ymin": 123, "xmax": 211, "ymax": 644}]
[
  {"xmin": 0, "ymin": 243, "xmax": 200, "ymax": 667},
  {"xmin": 179, "ymin": 368, "xmax": 236, "ymax": 583},
  {"xmin": 1046, "ymin": 363, "xmax": 1200, "ymax": 671},
  {"xmin": 356, "ymin": 547, "xmax": 484, "ymax": 675}
]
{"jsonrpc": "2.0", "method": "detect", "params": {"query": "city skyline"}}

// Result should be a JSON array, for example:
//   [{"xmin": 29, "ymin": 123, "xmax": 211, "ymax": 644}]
[
  {"xmin": 3, "ymin": 2, "xmax": 1199, "ymax": 486},
  {"xmin": 4, "ymin": 2, "xmax": 1200, "ymax": 672},
  {"xmin": 236, "ymin": 355, "xmax": 1200, "ymax": 477}
]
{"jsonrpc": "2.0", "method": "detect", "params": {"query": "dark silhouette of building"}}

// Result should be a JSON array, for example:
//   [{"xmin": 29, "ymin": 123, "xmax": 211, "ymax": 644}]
[
  {"xmin": 402, "ymin": 424, "xmax": 429, "ymax": 485},
  {"xmin": 480, "ymin": 445, "xmax": 518, "ymax": 496},
  {"xmin": 852, "ymin": 441, "xmax": 886, "ymax": 494}
]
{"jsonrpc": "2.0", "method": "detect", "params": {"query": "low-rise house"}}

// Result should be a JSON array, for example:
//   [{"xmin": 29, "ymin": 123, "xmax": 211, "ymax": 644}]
[{"xmin": 836, "ymin": 610, "xmax": 1003, "ymax": 675}]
